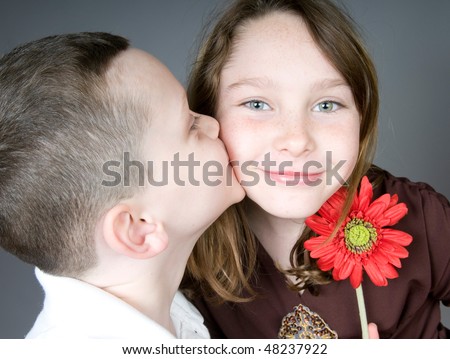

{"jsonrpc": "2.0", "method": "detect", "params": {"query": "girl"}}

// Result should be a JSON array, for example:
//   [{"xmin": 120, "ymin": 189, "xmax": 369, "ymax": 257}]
[{"xmin": 182, "ymin": 0, "xmax": 450, "ymax": 338}]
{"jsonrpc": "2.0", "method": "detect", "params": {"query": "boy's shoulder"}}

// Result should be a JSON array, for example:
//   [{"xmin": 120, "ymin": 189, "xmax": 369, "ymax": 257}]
[
  {"xmin": 171, "ymin": 291, "xmax": 211, "ymax": 339},
  {"xmin": 26, "ymin": 269, "xmax": 210, "ymax": 339},
  {"xmin": 26, "ymin": 269, "xmax": 172, "ymax": 339}
]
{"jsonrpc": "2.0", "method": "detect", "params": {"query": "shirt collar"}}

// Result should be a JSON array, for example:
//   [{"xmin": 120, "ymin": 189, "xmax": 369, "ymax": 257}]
[{"xmin": 28, "ymin": 268, "xmax": 208, "ymax": 339}]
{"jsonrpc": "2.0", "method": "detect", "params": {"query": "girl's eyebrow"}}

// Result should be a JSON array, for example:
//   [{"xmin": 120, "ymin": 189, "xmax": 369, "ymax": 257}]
[
  {"xmin": 311, "ymin": 78, "xmax": 350, "ymax": 91},
  {"xmin": 225, "ymin": 76, "xmax": 275, "ymax": 92},
  {"xmin": 225, "ymin": 77, "xmax": 350, "ymax": 93}
]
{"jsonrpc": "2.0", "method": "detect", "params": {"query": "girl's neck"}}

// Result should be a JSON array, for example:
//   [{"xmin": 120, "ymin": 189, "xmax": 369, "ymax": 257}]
[{"xmin": 245, "ymin": 200, "xmax": 306, "ymax": 269}]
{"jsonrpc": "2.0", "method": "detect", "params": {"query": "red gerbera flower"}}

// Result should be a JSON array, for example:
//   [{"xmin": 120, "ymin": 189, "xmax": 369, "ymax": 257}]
[{"xmin": 304, "ymin": 176, "xmax": 412, "ymax": 288}]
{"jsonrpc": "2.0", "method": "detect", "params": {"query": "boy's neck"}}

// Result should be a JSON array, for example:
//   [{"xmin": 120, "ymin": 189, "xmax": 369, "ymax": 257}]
[
  {"xmin": 246, "ymin": 201, "xmax": 305, "ymax": 269},
  {"xmin": 101, "ymin": 273, "xmax": 176, "ymax": 334},
  {"xmin": 83, "ymin": 237, "xmax": 197, "ymax": 337}
]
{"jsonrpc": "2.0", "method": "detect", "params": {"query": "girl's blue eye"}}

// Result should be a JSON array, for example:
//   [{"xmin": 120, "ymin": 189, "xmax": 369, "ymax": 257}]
[
  {"xmin": 244, "ymin": 100, "xmax": 271, "ymax": 111},
  {"xmin": 314, "ymin": 101, "xmax": 341, "ymax": 112}
]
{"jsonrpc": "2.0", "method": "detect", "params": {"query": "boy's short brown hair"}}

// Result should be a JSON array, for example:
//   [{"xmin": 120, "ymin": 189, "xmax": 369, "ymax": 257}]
[{"xmin": 0, "ymin": 32, "xmax": 147, "ymax": 276}]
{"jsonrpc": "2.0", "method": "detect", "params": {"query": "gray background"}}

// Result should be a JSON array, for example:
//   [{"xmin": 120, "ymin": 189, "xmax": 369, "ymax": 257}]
[{"xmin": 0, "ymin": 0, "xmax": 449, "ymax": 338}]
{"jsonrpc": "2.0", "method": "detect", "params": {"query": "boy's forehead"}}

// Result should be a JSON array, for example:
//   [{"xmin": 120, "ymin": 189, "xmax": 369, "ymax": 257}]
[
  {"xmin": 108, "ymin": 48, "xmax": 160, "ymax": 83},
  {"xmin": 107, "ymin": 48, "xmax": 181, "ymax": 95},
  {"xmin": 106, "ymin": 49, "xmax": 160, "ymax": 100},
  {"xmin": 104, "ymin": 47, "xmax": 186, "ymax": 119}
]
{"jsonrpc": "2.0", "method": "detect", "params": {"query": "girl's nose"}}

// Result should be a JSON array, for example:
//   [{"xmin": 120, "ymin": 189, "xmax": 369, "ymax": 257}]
[{"xmin": 273, "ymin": 117, "xmax": 314, "ymax": 157}]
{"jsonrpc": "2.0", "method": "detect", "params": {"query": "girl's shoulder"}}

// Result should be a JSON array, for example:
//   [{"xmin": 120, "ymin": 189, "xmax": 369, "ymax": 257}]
[
  {"xmin": 368, "ymin": 166, "xmax": 450, "ymax": 307},
  {"xmin": 367, "ymin": 165, "xmax": 449, "ymax": 211}
]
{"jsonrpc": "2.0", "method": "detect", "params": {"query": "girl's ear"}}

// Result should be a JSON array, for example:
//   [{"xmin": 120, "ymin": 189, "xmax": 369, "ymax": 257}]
[{"xmin": 102, "ymin": 204, "xmax": 168, "ymax": 259}]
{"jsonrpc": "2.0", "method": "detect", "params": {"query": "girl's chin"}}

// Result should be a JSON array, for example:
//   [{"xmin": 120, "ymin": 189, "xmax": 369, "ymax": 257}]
[
  {"xmin": 244, "ymin": 191, "xmax": 329, "ymax": 220},
  {"xmin": 254, "ymin": 203, "xmax": 322, "ymax": 222}
]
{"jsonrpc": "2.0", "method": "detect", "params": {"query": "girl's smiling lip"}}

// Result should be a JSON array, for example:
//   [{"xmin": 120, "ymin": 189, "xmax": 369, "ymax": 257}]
[{"xmin": 259, "ymin": 168, "xmax": 324, "ymax": 185}]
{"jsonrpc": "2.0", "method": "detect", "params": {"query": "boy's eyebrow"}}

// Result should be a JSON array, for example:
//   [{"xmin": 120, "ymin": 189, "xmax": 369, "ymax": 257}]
[
  {"xmin": 181, "ymin": 94, "xmax": 193, "ymax": 127},
  {"xmin": 181, "ymin": 93, "xmax": 189, "ymax": 112},
  {"xmin": 225, "ymin": 76, "xmax": 274, "ymax": 92}
]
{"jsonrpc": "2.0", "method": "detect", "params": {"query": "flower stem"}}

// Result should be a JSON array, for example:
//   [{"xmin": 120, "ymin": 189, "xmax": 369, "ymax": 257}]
[{"xmin": 356, "ymin": 285, "xmax": 369, "ymax": 339}]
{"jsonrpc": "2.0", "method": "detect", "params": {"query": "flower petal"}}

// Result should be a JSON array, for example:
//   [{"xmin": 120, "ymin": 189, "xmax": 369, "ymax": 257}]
[
  {"xmin": 332, "ymin": 268, "xmax": 340, "ymax": 281},
  {"xmin": 304, "ymin": 236, "xmax": 328, "ymax": 251},
  {"xmin": 381, "ymin": 229, "xmax": 413, "ymax": 246},
  {"xmin": 379, "ymin": 263, "xmax": 399, "ymax": 279},
  {"xmin": 351, "ymin": 192, "xmax": 360, "ymax": 212},
  {"xmin": 388, "ymin": 255, "xmax": 402, "ymax": 268},
  {"xmin": 337, "ymin": 256, "xmax": 355, "ymax": 280},
  {"xmin": 349, "ymin": 261, "xmax": 363, "ymax": 288},
  {"xmin": 371, "ymin": 250, "xmax": 390, "ymax": 266},
  {"xmin": 309, "ymin": 244, "xmax": 337, "ymax": 259},
  {"xmin": 371, "ymin": 249, "xmax": 402, "ymax": 268},
  {"xmin": 333, "ymin": 248, "xmax": 347, "ymax": 270},
  {"xmin": 317, "ymin": 257, "xmax": 335, "ymax": 271},
  {"xmin": 318, "ymin": 189, "xmax": 346, "ymax": 218},
  {"xmin": 382, "ymin": 203, "xmax": 408, "ymax": 225},
  {"xmin": 357, "ymin": 176, "xmax": 373, "ymax": 211},
  {"xmin": 376, "ymin": 217, "xmax": 392, "ymax": 227},
  {"xmin": 305, "ymin": 216, "xmax": 333, "ymax": 236},
  {"xmin": 388, "ymin": 194, "xmax": 399, "ymax": 208},
  {"xmin": 364, "ymin": 260, "xmax": 388, "ymax": 286},
  {"xmin": 365, "ymin": 194, "xmax": 390, "ymax": 220},
  {"xmin": 304, "ymin": 235, "xmax": 325, "ymax": 246}
]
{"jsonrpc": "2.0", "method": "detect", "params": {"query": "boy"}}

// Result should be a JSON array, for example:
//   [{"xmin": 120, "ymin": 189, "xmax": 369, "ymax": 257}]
[{"xmin": 0, "ymin": 32, "xmax": 244, "ymax": 338}]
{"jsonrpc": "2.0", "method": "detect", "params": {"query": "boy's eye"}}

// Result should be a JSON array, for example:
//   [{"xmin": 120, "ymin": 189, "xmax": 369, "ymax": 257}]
[
  {"xmin": 313, "ymin": 101, "xmax": 341, "ymax": 112},
  {"xmin": 190, "ymin": 114, "xmax": 200, "ymax": 130},
  {"xmin": 243, "ymin": 100, "xmax": 271, "ymax": 111}
]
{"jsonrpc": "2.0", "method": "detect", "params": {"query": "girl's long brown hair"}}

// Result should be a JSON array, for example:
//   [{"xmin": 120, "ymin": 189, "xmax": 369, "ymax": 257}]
[{"xmin": 183, "ymin": 0, "xmax": 379, "ymax": 301}]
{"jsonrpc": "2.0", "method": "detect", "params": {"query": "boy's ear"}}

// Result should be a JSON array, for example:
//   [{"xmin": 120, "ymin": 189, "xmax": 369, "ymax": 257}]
[{"xmin": 102, "ymin": 204, "xmax": 168, "ymax": 259}]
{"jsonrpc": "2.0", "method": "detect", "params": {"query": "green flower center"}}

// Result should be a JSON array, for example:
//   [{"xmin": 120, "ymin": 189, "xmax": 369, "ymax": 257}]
[{"xmin": 344, "ymin": 218, "xmax": 377, "ymax": 254}]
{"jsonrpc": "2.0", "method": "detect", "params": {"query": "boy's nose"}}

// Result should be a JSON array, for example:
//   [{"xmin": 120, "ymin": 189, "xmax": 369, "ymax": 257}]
[{"xmin": 199, "ymin": 114, "xmax": 220, "ymax": 139}]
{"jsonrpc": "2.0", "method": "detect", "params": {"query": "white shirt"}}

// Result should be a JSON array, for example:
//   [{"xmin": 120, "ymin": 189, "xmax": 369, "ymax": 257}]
[{"xmin": 26, "ymin": 268, "xmax": 209, "ymax": 339}]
